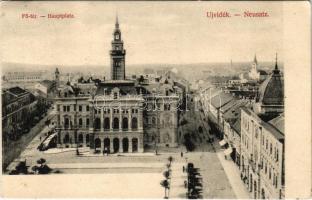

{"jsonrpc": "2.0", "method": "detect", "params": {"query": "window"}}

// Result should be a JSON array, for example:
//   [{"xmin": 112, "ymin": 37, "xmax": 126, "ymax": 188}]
[
  {"xmin": 114, "ymin": 92, "xmax": 118, "ymax": 99},
  {"xmin": 67, "ymin": 106, "xmax": 70, "ymax": 112},
  {"xmin": 63, "ymin": 106, "xmax": 66, "ymax": 112},
  {"xmin": 86, "ymin": 105, "xmax": 89, "ymax": 111},
  {"xmin": 79, "ymin": 105, "xmax": 82, "ymax": 112},
  {"xmin": 270, "ymin": 143, "xmax": 273, "ymax": 155},
  {"xmin": 269, "ymin": 168, "xmax": 271, "ymax": 179},
  {"xmin": 132, "ymin": 117, "xmax": 138, "ymax": 130},
  {"xmin": 79, "ymin": 118, "xmax": 83, "ymax": 127},
  {"xmin": 276, "ymin": 149, "xmax": 279, "ymax": 161},
  {"xmin": 266, "ymin": 139, "xmax": 268, "ymax": 150},
  {"xmin": 57, "ymin": 105, "xmax": 60, "ymax": 111},
  {"xmin": 86, "ymin": 118, "xmax": 89, "ymax": 126}
]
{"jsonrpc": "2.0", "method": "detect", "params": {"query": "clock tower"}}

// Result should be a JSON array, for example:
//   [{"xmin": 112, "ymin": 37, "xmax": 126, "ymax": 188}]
[{"xmin": 110, "ymin": 15, "xmax": 126, "ymax": 80}]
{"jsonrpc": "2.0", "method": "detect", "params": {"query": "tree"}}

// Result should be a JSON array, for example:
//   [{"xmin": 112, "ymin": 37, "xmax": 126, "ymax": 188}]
[
  {"xmin": 36, "ymin": 158, "xmax": 52, "ymax": 174},
  {"xmin": 184, "ymin": 134, "xmax": 195, "ymax": 152},
  {"xmin": 168, "ymin": 156, "xmax": 173, "ymax": 164},
  {"xmin": 9, "ymin": 161, "xmax": 29, "ymax": 175},
  {"xmin": 163, "ymin": 170, "xmax": 170, "ymax": 180},
  {"xmin": 160, "ymin": 179, "xmax": 170, "ymax": 199}
]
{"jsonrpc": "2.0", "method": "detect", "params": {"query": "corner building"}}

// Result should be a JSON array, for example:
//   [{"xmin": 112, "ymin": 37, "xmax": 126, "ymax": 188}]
[{"xmin": 54, "ymin": 17, "xmax": 179, "ymax": 153}]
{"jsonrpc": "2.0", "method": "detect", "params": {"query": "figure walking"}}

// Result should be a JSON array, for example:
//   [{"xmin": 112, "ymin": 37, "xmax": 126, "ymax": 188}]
[{"xmin": 181, "ymin": 151, "xmax": 183, "ymax": 158}]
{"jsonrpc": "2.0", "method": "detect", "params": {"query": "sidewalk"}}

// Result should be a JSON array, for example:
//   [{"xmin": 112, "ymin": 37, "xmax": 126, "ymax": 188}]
[
  {"xmin": 214, "ymin": 143, "xmax": 250, "ymax": 199},
  {"xmin": 168, "ymin": 162, "xmax": 187, "ymax": 199},
  {"xmin": 48, "ymin": 162, "xmax": 166, "ymax": 169}
]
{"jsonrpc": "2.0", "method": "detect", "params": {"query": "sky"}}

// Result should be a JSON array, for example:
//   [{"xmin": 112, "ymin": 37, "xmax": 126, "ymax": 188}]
[{"xmin": 1, "ymin": 1, "xmax": 284, "ymax": 67}]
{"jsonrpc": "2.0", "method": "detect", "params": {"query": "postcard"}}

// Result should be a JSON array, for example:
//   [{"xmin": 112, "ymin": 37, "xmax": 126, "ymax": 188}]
[{"xmin": 0, "ymin": 1, "xmax": 311, "ymax": 199}]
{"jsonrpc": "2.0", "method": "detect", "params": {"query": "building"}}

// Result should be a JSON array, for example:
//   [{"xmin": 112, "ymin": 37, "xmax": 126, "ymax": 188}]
[
  {"xmin": 222, "ymin": 100, "xmax": 250, "ymax": 165},
  {"xmin": 253, "ymin": 56, "xmax": 284, "ymax": 115},
  {"xmin": 2, "ymin": 87, "xmax": 37, "ymax": 141},
  {"xmin": 54, "ymin": 16, "xmax": 179, "ymax": 154},
  {"xmin": 240, "ymin": 108, "xmax": 284, "ymax": 199},
  {"xmin": 240, "ymin": 60, "xmax": 285, "ymax": 199},
  {"xmin": 239, "ymin": 55, "xmax": 268, "ymax": 83}
]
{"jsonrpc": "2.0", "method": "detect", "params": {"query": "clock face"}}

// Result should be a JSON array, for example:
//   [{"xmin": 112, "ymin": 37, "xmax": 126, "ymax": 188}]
[{"xmin": 115, "ymin": 34, "xmax": 119, "ymax": 40}]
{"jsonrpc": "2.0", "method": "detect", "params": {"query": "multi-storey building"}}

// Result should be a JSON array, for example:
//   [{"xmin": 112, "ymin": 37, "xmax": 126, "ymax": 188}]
[
  {"xmin": 240, "ymin": 60, "xmax": 284, "ymax": 199},
  {"xmin": 2, "ymin": 87, "xmax": 37, "ymax": 141},
  {"xmin": 241, "ymin": 108, "xmax": 284, "ymax": 199},
  {"xmin": 54, "ymin": 17, "xmax": 179, "ymax": 154}
]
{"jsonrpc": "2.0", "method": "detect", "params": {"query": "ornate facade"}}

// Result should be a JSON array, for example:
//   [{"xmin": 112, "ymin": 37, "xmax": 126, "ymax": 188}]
[{"xmin": 54, "ymin": 17, "xmax": 179, "ymax": 154}]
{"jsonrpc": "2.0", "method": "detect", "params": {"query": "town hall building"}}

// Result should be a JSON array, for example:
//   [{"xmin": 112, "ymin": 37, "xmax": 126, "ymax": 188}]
[{"xmin": 53, "ymin": 17, "xmax": 180, "ymax": 153}]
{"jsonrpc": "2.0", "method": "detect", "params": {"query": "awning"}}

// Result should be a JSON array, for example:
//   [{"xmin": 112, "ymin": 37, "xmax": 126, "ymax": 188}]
[
  {"xmin": 219, "ymin": 140, "xmax": 226, "ymax": 146},
  {"xmin": 224, "ymin": 148, "xmax": 233, "ymax": 156}
]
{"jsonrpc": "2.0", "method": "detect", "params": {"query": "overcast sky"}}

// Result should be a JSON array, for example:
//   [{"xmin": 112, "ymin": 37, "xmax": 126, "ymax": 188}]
[{"xmin": 1, "ymin": 1, "xmax": 283, "ymax": 67}]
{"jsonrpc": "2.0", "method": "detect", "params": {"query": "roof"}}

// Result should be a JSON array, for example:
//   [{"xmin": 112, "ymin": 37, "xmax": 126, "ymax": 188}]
[
  {"xmin": 241, "ymin": 107, "xmax": 284, "ymax": 141},
  {"xmin": 223, "ymin": 100, "xmax": 248, "ymax": 120},
  {"xmin": 220, "ymin": 98, "xmax": 240, "ymax": 113},
  {"xmin": 269, "ymin": 114, "xmax": 284, "ymax": 134},
  {"xmin": 210, "ymin": 92, "xmax": 234, "ymax": 108},
  {"xmin": 258, "ymin": 70, "xmax": 268, "ymax": 75},
  {"xmin": 258, "ymin": 67, "xmax": 284, "ymax": 105},
  {"xmin": 39, "ymin": 80, "xmax": 54, "ymax": 88},
  {"xmin": 232, "ymin": 116, "xmax": 241, "ymax": 134},
  {"xmin": 6, "ymin": 87, "xmax": 28, "ymax": 96}
]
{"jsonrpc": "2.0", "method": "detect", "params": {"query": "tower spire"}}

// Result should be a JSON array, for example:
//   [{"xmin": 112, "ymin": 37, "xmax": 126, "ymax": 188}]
[
  {"xmin": 115, "ymin": 13, "xmax": 119, "ymax": 29},
  {"xmin": 275, "ymin": 53, "xmax": 278, "ymax": 70},
  {"xmin": 254, "ymin": 54, "xmax": 258, "ymax": 64},
  {"xmin": 273, "ymin": 52, "xmax": 280, "ymax": 74}
]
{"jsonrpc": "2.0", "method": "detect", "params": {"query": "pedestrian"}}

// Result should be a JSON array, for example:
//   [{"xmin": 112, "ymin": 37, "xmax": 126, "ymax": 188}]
[
  {"xmin": 183, "ymin": 166, "xmax": 185, "ymax": 172},
  {"xmin": 184, "ymin": 180, "xmax": 187, "ymax": 188},
  {"xmin": 39, "ymin": 136, "xmax": 41, "ymax": 141},
  {"xmin": 181, "ymin": 151, "xmax": 183, "ymax": 158}
]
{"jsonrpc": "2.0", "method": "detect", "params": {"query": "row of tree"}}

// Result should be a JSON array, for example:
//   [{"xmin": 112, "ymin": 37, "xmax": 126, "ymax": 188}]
[
  {"xmin": 160, "ymin": 156, "xmax": 174, "ymax": 199},
  {"xmin": 9, "ymin": 158, "xmax": 53, "ymax": 175},
  {"xmin": 186, "ymin": 163, "xmax": 203, "ymax": 199}
]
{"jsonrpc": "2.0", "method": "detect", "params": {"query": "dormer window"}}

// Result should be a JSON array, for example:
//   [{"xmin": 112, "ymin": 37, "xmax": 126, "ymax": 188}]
[{"xmin": 114, "ymin": 92, "xmax": 118, "ymax": 99}]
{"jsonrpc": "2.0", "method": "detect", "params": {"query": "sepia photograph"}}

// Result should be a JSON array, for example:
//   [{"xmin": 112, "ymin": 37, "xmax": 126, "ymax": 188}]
[{"xmin": 0, "ymin": 1, "xmax": 311, "ymax": 199}]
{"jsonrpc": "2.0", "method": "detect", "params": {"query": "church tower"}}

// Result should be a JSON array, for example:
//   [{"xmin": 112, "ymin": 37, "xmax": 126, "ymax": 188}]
[
  {"xmin": 55, "ymin": 67, "xmax": 60, "ymax": 89},
  {"xmin": 110, "ymin": 15, "xmax": 126, "ymax": 80}
]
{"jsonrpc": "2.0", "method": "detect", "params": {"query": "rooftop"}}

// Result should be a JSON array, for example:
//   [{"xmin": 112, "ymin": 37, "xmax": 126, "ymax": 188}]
[
  {"xmin": 269, "ymin": 113, "xmax": 284, "ymax": 134},
  {"xmin": 258, "ymin": 65, "xmax": 284, "ymax": 105}
]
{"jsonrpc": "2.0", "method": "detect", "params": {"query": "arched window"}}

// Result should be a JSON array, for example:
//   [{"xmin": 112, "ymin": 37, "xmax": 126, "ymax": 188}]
[
  {"xmin": 132, "ymin": 117, "xmax": 138, "ymax": 130},
  {"xmin": 104, "ymin": 117, "xmax": 110, "ymax": 130},
  {"xmin": 64, "ymin": 134, "xmax": 70, "ymax": 144},
  {"xmin": 113, "ymin": 117, "xmax": 119, "ymax": 130},
  {"xmin": 79, "ymin": 118, "xmax": 83, "ymax": 127},
  {"xmin": 94, "ymin": 118, "xmax": 101, "ymax": 130},
  {"xmin": 86, "ymin": 134, "xmax": 89, "ymax": 143},
  {"xmin": 64, "ymin": 117, "xmax": 70, "ymax": 128},
  {"xmin": 122, "ymin": 117, "xmax": 128, "ymax": 130},
  {"xmin": 78, "ymin": 133, "xmax": 83, "ymax": 143}
]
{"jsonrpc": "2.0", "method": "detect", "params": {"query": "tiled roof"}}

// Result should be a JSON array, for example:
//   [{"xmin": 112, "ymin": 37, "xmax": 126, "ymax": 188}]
[
  {"xmin": 269, "ymin": 114, "xmax": 284, "ymax": 134},
  {"xmin": 241, "ymin": 107, "xmax": 284, "ymax": 141},
  {"xmin": 210, "ymin": 92, "xmax": 234, "ymax": 108},
  {"xmin": 258, "ymin": 68, "xmax": 284, "ymax": 105}
]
